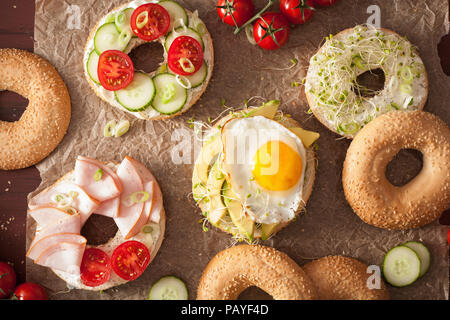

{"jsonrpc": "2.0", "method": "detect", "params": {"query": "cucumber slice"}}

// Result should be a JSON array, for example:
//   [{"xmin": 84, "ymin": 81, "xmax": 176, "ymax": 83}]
[
  {"xmin": 114, "ymin": 72, "xmax": 155, "ymax": 112},
  {"xmin": 148, "ymin": 276, "xmax": 188, "ymax": 300},
  {"xmin": 159, "ymin": 0, "xmax": 188, "ymax": 31},
  {"xmin": 94, "ymin": 23, "xmax": 130, "ymax": 54},
  {"xmin": 152, "ymin": 73, "xmax": 187, "ymax": 115},
  {"xmin": 86, "ymin": 50, "xmax": 100, "ymax": 85},
  {"xmin": 114, "ymin": 8, "xmax": 134, "ymax": 34},
  {"xmin": 383, "ymin": 245, "xmax": 421, "ymax": 287},
  {"xmin": 164, "ymin": 27, "xmax": 204, "ymax": 51},
  {"xmin": 167, "ymin": 60, "xmax": 208, "ymax": 88},
  {"xmin": 403, "ymin": 241, "xmax": 431, "ymax": 277}
]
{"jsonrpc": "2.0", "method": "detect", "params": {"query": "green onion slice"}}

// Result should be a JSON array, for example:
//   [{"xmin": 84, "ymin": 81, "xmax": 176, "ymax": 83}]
[
  {"xmin": 179, "ymin": 57, "xmax": 195, "ymax": 73},
  {"xmin": 160, "ymin": 82, "xmax": 177, "ymax": 103},
  {"xmin": 104, "ymin": 120, "xmax": 117, "ymax": 137},
  {"xmin": 122, "ymin": 191, "xmax": 150, "ymax": 207},
  {"xmin": 94, "ymin": 169, "xmax": 103, "ymax": 181},
  {"xmin": 400, "ymin": 83, "xmax": 412, "ymax": 94},
  {"xmin": 136, "ymin": 11, "xmax": 148, "ymax": 29},
  {"xmin": 400, "ymin": 66, "xmax": 413, "ymax": 83},
  {"xmin": 114, "ymin": 120, "xmax": 130, "ymax": 137},
  {"xmin": 143, "ymin": 225, "xmax": 153, "ymax": 234}
]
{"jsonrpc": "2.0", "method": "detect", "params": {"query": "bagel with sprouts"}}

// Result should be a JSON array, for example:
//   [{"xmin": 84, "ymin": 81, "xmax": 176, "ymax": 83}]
[{"xmin": 305, "ymin": 25, "xmax": 428, "ymax": 138}]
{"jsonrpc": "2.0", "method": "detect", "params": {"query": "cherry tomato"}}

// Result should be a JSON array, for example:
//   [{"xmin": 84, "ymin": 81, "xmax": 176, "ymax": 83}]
[
  {"xmin": 111, "ymin": 241, "xmax": 150, "ymax": 281},
  {"xmin": 280, "ymin": 0, "xmax": 315, "ymax": 25},
  {"xmin": 253, "ymin": 12, "xmax": 290, "ymax": 50},
  {"xmin": 314, "ymin": 0, "xmax": 338, "ymax": 7},
  {"xmin": 97, "ymin": 50, "xmax": 134, "ymax": 91},
  {"xmin": 130, "ymin": 3, "xmax": 171, "ymax": 41},
  {"xmin": 168, "ymin": 36, "xmax": 204, "ymax": 76},
  {"xmin": 80, "ymin": 248, "xmax": 111, "ymax": 287},
  {"xmin": 0, "ymin": 262, "xmax": 16, "ymax": 299},
  {"xmin": 217, "ymin": 0, "xmax": 255, "ymax": 27},
  {"xmin": 12, "ymin": 282, "xmax": 47, "ymax": 300}
]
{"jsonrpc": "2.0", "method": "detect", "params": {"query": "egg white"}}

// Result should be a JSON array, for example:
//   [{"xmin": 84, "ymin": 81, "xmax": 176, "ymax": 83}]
[{"xmin": 220, "ymin": 116, "xmax": 306, "ymax": 224}]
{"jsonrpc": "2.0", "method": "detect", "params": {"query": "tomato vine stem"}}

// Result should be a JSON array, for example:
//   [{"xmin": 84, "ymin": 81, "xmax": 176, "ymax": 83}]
[{"xmin": 233, "ymin": 0, "xmax": 275, "ymax": 35}]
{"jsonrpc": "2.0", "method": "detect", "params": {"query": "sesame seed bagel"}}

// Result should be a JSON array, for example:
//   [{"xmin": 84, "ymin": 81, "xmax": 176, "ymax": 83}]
[
  {"xmin": 305, "ymin": 25, "xmax": 428, "ymax": 138},
  {"xmin": 302, "ymin": 256, "xmax": 390, "ymax": 300},
  {"xmin": 342, "ymin": 110, "xmax": 450, "ymax": 230},
  {"xmin": 0, "ymin": 49, "xmax": 71, "ymax": 170},
  {"xmin": 197, "ymin": 244, "xmax": 318, "ymax": 300},
  {"xmin": 83, "ymin": 1, "xmax": 214, "ymax": 120}
]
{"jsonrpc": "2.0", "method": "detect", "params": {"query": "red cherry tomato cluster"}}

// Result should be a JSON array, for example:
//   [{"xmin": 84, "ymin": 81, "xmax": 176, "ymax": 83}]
[
  {"xmin": 216, "ymin": 0, "xmax": 338, "ymax": 50},
  {"xmin": 0, "ymin": 261, "xmax": 47, "ymax": 300},
  {"xmin": 97, "ymin": 3, "xmax": 204, "ymax": 91}
]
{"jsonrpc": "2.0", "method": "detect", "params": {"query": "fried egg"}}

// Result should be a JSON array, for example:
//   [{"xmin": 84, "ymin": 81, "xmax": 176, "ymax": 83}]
[{"xmin": 220, "ymin": 116, "xmax": 306, "ymax": 224}]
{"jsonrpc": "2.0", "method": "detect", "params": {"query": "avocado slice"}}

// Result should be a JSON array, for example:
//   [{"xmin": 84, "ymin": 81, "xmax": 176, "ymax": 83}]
[
  {"xmin": 260, "ymin": 223, "xmax": 279, "ymax": 241},
  {"xmin": 205, "ymin": 160, "xmax": 227, "ymax": 226},
  {"xmin": 222, "ymin": 181, "xmax": 255, "ymax": 241},
  {"xmin": 192, "ymin": 129, "xmax": 221, "ymax": 203},
  {"xmin": 242, "ymin": 100, "xmax": 280, "ymax": 119}
]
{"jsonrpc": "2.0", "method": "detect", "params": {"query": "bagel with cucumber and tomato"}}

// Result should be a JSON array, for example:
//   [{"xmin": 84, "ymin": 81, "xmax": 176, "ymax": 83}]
[
  {"xmin": 192, "ymin": 100, "xmax": 320, "ymax": 242},
  {"xmin": 84, "ymin": 1, "xmax": 213, "ymax": 120},
  {"xmin": 26, "ymin": 155, "xmax": 165, "ymax": 291}
]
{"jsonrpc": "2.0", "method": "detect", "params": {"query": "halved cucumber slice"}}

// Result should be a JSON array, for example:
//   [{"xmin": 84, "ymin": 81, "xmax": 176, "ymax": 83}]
[
  {"xmin": 168, "ymin": 60, "xmax": 208, "ymax": 88},
  {"xmin": 383, "ymin": 245, "xmax": 421, "ymax": 287},
  {"xmin": 114, "ymin": 8, "xmax": 134, "ymax": 35},
  {"xmin": 152, "ymin": 73, "xmax": 187, "ymax": 115},
  {"xmin": 94, "ymin": 22, "xmax": 130, "ymax": 54},
  {"xmin": 86, "ymin": 50, "xmax": 100, "ymax": 85},
  {"xmin": 164, "ymin": 27, "xmax": 204, "ymax": 51},
  {"xmin": 115, "ymin": 72, "xmax": 155, "ymax": 112},
  {"xmin": 148, "ymin": 276, "xmax": 188, "ymax": 300},
  {"xmin": 403, "ymin": 241, "xmax": 431, "ymax": 277},
  {"xmin": 159, "ymin": 0, "xmax": 188, "ymax": 31}
]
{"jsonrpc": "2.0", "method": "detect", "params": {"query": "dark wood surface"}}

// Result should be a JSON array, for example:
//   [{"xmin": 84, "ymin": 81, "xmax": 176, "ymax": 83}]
[{"xmin": 0, "ymin": 0, "xmax": 449, "ymax": 291}]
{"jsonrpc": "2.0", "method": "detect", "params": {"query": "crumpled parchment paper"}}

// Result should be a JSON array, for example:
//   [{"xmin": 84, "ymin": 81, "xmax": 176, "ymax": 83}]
[{"xmin": 28, "ymin": 0, "xmax": 449, "ymax": 299}]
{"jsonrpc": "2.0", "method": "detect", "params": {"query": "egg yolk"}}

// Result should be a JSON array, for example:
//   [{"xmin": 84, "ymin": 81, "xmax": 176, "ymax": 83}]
[{"xmin": 251, "ymin": 140, "xmax": 302, "ymax": 191}]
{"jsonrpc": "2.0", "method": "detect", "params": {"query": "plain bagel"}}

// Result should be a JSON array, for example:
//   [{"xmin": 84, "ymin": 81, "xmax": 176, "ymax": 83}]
[
  {"xmin": 302, "ymin": 256, "xmax": 390, "ymax": 300},
  {"xmin": 342, "ymin": 110, "xmax": 450, "ymax": 230},
  {"xmin": 196, "ymin": 244, "xmax": 318, "ymax": 300},
  {"xmin": 0, "ymin": 48, "xmax": 71, "ymax": 170}
]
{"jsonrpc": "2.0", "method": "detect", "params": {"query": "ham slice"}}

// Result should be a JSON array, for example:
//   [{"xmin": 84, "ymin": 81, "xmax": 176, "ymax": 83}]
[
  {"xmin": 114, "ymin": 156, "xmax": 145, "ymax": 239},
  {"xmin": 26, "ymin": 233, "xmax": 86, "ymax": 261},
  {"xmin": 29, "ymin": 206, "xmax": 75, "ymax": 226},
  {"xmin": 30, "ymin": 211, "xmax": 81, "ymax": 248},
  {"xmin": 77, "ymin": 156, "xmax": 122, "ymax": 193},
  {"xmin": 94, "ymin": 196, "xmax": 120, "ymax": 218},
  {"xmin": 74, "ymin": 158, "xmax": 121, "ymax": 202},
  {"xmin": 28, "ymin": 182, "xmax": 100, "ymax": 226},
  {"xmin": 35, "ymin": 242, "xmax": 86, "ymax": 275},
  {"xmin": 127, "ymin": 157, "xmax": 163, "ymax": 223}
]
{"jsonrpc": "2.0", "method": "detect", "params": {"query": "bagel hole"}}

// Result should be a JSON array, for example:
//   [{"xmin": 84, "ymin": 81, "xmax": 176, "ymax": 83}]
[
  {"xmin": 128, "ymin": 42, "xmax": 165, "ymax": 74},
  {"xmin": 352, "ymin": 68, "xmax": 385, "ymax": 98},
  {"xmin": 80, "ymin": 214, "xmax": 118, "ymax": 246},
  {"xmin": 238, "ymin": 286, "xmax": 273, "ymax": 300},
  {"xmin": 385, "ymin": 149, "xmax": 423, "ymax": 187},
  {"xmin": 0, "ymin": 90, "xmax": 28, "ymax": 122}
]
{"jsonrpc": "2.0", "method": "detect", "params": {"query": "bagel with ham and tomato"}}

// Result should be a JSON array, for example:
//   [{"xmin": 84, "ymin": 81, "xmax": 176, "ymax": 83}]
[
  {"xmin": 84, "ymin": 0, "xmax": 213, "ymax": 120},
  {"xmin": 27, "ymin": 156, "xmax": 165, "ymax": 291}
]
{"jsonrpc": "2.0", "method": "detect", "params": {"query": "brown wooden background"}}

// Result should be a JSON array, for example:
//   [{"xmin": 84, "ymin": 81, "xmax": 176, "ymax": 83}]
[{"xmin": 0, "ymin": 0, "xmax": 449, "ymax": 291}]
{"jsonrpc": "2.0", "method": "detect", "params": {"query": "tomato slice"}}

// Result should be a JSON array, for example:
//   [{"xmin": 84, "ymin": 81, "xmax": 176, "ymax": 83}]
[
  {"xmin": 130, "ymin": 4, "xmax": 171, "ymax": 41},
  {"xmin": 97, "ymin": 50, "xmax": 134, "ymax": 91},
  {"xmin": 80, "ymin": 248, "xmax": 111, "ymax": 287},
  {"xmin": 168, "ymin": 36, "xmax": 204, "ymax": 76},
  {"xmin": 111, "ymin": 241, "xmax": 150, "ymax": 281}
]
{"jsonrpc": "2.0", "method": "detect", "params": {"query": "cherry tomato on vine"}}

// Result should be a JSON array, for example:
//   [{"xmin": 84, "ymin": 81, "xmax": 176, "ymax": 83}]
[
  {"xmin": 280, "ymin": 0, "xmax": 316, "ymax": 25},
  {"xmin": 217, "ymin": 0, "xmax": 255, "ymax": 27},
  {"xmin": 0, "ymin": 262, "xmax": 16, "ymax": 299},
  {"xmin": 253, "ymin": 12, "xmax": 290, "ymax": 50},
  {"xmin": 12, "ymin": 282, "xmax": 47, "ymax": 300},
  {"xmin": 314, "ymin": 0, "xmax": 338, "ymax": 7}
]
